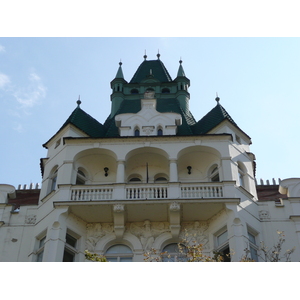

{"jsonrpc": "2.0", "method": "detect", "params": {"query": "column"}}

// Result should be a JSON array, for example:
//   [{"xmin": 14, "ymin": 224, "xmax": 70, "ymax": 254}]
[
  {"xmin": 169, "ymin": 159, "xmax": 178, "ymax": 182},
  {"xmin": 116, "ymin": 160, "xmax": 125, "ymax": 183},
  {"xmin": 42, "ymin": 207, "xmax": 68, "ymax": 262}
]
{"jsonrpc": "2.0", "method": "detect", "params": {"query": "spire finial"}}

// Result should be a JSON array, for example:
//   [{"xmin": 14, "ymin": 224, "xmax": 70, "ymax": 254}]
[
  {"xmin": 77, "ymin": 95, "xmax": 81, "ymax": 106},
  {"xmin": 119, "ymin": 59, "xmax": 122, "ymax": 66},
  {"xmin": 179, "ymin": 57, "xmax": 182, "ymax": 64},
  {"xmin": 144, "ymin": 50, "xmax": 147, "ymax": 60},
  {"xmin": 215, "ymin": 93, "xmax": 220, "ymax": 103},
  {"xmin": 157, "ymin": 49, "xmax": 160, "ymax": 59}
]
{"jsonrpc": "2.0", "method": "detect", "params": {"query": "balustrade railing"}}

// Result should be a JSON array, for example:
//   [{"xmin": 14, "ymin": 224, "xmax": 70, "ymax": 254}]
[
  {"xmin": 181, "ymin": 185, "xmax": 223, "ymax": 198},
  {"xmin": 69, "ymin": 183, "xmax": 224, "ymax": 201},
  {"xmin": 71, "ymin": 187, "xmax": 113, "ymax": 201},
  {"xmin": 126, "ymin": 186, "xmax": 168, "ymax": 199}
]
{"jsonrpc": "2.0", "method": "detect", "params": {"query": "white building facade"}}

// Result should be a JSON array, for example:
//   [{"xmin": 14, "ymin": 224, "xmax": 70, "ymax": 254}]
[{"xmin": 1, "ymin": 55, "xmax": 299, "ymax": 262}]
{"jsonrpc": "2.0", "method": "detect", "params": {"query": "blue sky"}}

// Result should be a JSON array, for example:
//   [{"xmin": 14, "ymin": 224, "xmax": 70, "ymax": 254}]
[{"xmin": 0, "ymin": 37, "xmax": 299, "ymax": 187}]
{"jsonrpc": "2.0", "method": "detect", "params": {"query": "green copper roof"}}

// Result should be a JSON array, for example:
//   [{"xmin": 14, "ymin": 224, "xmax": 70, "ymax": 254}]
[
  {"xmin": 59, "ymin": 104, "xmax": 106, "ymax": 137},
  {"xmin": 129, "ymin": 60, "xmax": 173, "ymax": 83},
  {"xmin": 191, "ymin": 101, "xmax": 238, "ymax": 134}
]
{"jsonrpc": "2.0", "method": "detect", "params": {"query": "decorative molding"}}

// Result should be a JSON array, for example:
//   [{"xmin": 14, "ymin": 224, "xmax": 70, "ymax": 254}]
[
  {"xmin": 128, "ymin": 220, "xmax": 170, "ymax": 250},
  {"xmin": 86, "ymin": 223, "xmax": 114, "ymax": 251},
  {"xmin": 259, "ymin": 210, "xmax": 270, "ymax": 220},
  {"xmin": 169, "ymin": 202, "xmax": 180, "ymax": 211},
  {"xmin": 25, "ymin": 215, "xmax": 37, "ymax": 224},
  {"xmin": 113, "ymin": 204, "xmax": 125, "ymax": 213},
  {"xmin": 180, "ymin": 221, "xmax": 209, "ymax": 249}
]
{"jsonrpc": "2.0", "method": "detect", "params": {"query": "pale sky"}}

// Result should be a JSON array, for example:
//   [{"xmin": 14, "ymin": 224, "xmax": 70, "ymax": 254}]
[
  {"xmin": 1, "ymin": 1, "xmax": 300, "ymax": 188},
  {"xmin": 1, "ymin": 37, "xmax": 299, "ymax": 188}
]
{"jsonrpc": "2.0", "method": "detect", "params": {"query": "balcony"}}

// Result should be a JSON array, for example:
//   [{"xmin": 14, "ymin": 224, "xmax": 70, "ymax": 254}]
[
  {"xmin": 53, "ymin": 181, "xmax": 239, "ymax": 223},
  {"xmin": 69, "ymin": 182, "xmax": 227, "ymax": 202}
]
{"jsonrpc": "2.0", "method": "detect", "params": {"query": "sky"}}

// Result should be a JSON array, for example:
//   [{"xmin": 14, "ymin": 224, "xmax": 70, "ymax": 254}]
[{"xmin": 1, "ymin": 37, "xmax": 299, "ymax": 188}]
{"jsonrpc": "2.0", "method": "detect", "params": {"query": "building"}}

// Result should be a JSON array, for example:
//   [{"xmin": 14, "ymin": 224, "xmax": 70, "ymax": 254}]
[{"xmin": 1, "ymin": 54, "xmax": 300, "ymax": 262}]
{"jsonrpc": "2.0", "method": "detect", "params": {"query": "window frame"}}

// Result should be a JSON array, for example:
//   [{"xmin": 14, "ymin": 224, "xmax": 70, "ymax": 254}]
[
  {"xmin": 214, "ymin": 227, "xmax": 231, "ymax": 262},
  {"xmin": 247, "ymin": 229, "xmax": 259, "ymax": 261},
  {"xmin": 105, "ymin": 244, "xmax": 133, "ymax": 262},
  {"xmin": 63, "ymin": 231, "xmax": 79, "ymax": 262},
  {"xmin": 35, "ymin": 231, "xmax": 47, "ymax": 262}
]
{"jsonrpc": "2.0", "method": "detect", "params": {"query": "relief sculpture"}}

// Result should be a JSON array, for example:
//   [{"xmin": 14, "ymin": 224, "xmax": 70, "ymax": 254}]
[
  {"xmin": 180, "ymin": 221, "xmax": 209, "ymax": 249},
  {"xmin": 86, "ymin": 223, "xmax": 114, "ymax": 251},
  {"xmin": 129, "ymin": 220, "xmax": 170, "ymax": 250}
]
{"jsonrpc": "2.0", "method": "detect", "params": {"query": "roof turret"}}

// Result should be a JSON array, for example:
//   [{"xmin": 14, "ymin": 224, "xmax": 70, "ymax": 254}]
[
  {"xmin": 115, "ymin": 61, "xmax": 124, "ymax": 79},
  {"xmin": 177, "ymin": 59, "xmax": 186, "ymax": 77},
  {"xmin": 129, "ymin": 57, "xmax": 172, "ymax": 83}
]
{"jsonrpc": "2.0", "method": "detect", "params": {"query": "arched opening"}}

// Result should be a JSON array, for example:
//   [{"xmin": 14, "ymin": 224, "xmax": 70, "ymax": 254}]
[
  {"xmin": 130, "ymin": 88, "xmax": 139, "ymax": 94},
  {"xmin": 49, "ymin": 166, "xmax": 58, "ymax": 193},
  {"xmin": 76, "ymin": 169, "xmax": 87, "ymax": 185},
  {"xmin": 134, "ymin": 128, "xmax": 140, "ymax": 136},
  {"xmin": 105, "ymin": 244, "xmax": 133, "ymax": 262},
  {"xmin": 162, "ymin": 243, "xmax": 187, "ymax": 262},
  {"xmin": 209, "ymin": 164, "xmax": 220, "ymax": 182}
]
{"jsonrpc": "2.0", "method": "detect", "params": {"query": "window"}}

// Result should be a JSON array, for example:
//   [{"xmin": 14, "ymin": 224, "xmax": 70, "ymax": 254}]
[
  {"xmin": 130, "ymin": 88, "xmax": 139, "ymax": 94},
  {"xmin": 162, "ymin": 243, "xmax": 187, "ymax": 262},
  {"xmin": 237, "ymin": 162, "xmax": 246, "ymax": 188},
  {"xmin": 134, "ymin": 128, "xmax": 140, "ymax": 136},
  {"xmin": 155, "ymin": 177, "xmax": 167, "ymax": 182},
  {"xmin": 105, "ymin": 244, "xmax": 133, "ymax": 262},
  {"xmin": 49, "ymin": 168, "xmax": 58, "ymax": 192},
  {"xmin": 248, "ymin": 231, "xmax": 259, "ymax": 261},
  {"xmin": 55, "ymin": 139, "xmax": 61, "ymax": 148},
  {"xmin": 215, "ymin": 229, "xmax": 230, "ymax": 262},
  {"xmin": 63, "ymin": 233, "xmax": 78, "ymax": 262},
  {"xmin": 235, "ymin": 134, "xmax": 241, "ymax": 144},
  {"xmin": 129, "ymin": 177, "xmax": 141, "ymax": 182},
  {"xmin": 76, "ymin": 169, "xmax": 86, "ymax": 185},
  {"xmin": 157, "ymin": 128, "xmax": 163, "ymax": 136},
  {"xmin": 36, "ymin": 235, "xmax": 46, "ymax": 262},
  {"xmin": 209, "ymin": 165, "xmax": 219, "ymax": 182},
  {"xmin": 162, "ymin": 88, "xmax": 170, "ymax": 93}
]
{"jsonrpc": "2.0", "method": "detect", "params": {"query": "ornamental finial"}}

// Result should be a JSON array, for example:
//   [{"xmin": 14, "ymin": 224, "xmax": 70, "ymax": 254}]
[
  {"xmin": 157, "ymin": 49, "xmax": 160, "ymax": 59},
  {"xmin": 215, "ymin": 93, "xmax": 220, "ymax": 103},
  {"xmin": 77, "ymin": 95, "xmax": 81, "ymax": 106},
  {"xmin": 144, "ymin": 50, "xmax": 147, "ymax": 60}
]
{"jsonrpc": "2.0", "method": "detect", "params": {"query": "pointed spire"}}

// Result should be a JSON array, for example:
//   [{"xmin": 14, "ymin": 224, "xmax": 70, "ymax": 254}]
[
  {"xmin": 177, "ymin": 58, "xmax": 186, "ymax": 77},
  {"xmin": 115, "ymin": 60, "xmax": 124, "ymax": 79}
]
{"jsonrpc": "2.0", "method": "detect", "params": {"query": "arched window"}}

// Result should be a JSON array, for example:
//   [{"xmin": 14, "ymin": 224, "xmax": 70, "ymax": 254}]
[
  {"xmin": 76, "ymin": 169, "xmax": 86, "ymax": 185},
  {"xmin": 157, "ymin": 128, "xmax": 163, "ymax": 136},
  {"xmin": 105, "ymin": 244, "xmax": 133, "ymax": 262},
  {"xmin": 130, "ymin": 88, "xmax": 139, "ymax": 94},
  {"xmin": 162, "ymin": 243, "xmax": 187, "ymax": 262},
  {"xmin": 49, "ymin": 167, "xmax": 58, "ymax": 192},
  {"xmin": 155, "ymin": 177, "xmax": 167, "ymax": 182},
  {"xmin": 209, "ymin": 164, "xmax": 219, "ymax": 182},
  {"xmin": 134, "ymin": 128, "xmax": 140, "ymax": 136},
  {"xmin": 129, "ymin": 177, "xmax": 141, "ymax": 182},
  {"xmin": 237, "ymin": 162, "xmax": 246, "ymax": 188}
]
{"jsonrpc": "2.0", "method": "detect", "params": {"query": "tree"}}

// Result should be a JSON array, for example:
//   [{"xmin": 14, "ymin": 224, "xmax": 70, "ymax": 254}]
[{"xmin": 144, "ymin": 231, "xmax": 295, "ymax": 262}]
